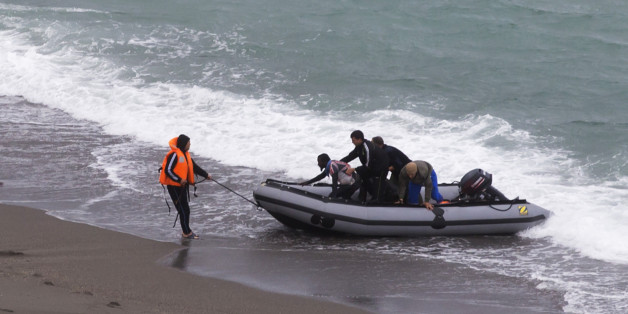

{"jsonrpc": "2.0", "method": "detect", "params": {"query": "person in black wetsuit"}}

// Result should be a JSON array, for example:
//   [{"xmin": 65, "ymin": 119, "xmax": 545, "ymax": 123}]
[
  {"xmin": 371, "ymin": 136, "xmax": 411, "ymax": 187},
  {"xmin": 299, "ymin": 153, "xmax": 360, "ymax": 199},
  {"xmin": 341, "ymin": 130, "xmax": 390, "ymax": 202}
]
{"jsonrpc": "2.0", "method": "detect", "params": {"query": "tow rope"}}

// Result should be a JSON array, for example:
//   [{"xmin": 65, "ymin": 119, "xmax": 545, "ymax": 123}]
[
  {"xmin": 209, "ymin": 178, "xmax": 261, "ymax": 210},
  {"xmin": 161, "ymin": 174, "xmax": 263, "ymax": 229}
]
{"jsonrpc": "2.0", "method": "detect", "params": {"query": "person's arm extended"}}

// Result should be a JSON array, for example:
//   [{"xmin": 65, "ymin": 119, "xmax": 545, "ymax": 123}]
[
  {"xmin": 340, "ymin": 148, "xmax": 358, "ymax": 163},
  {"xmin": 417, "ymin": 163, "xmax": 432, "ymax": 204},
  {"xmin": 300, "ymin": 172, "xmax": 326, "ymax": 186},
  {"xmin": 191, "ymin": 158, "xmax": 210, "ymax": 179},
  {"xmin": 422, "ymin": 177, "xmax": 433, "ymax": 205}
]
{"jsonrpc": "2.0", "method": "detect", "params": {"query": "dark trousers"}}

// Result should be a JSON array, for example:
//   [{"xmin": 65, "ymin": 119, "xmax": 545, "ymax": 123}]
[
  {"xmin": 333, "ymin": 182, "xmax": 360, "ymax": 199},
  {"xmin": 167, "ymin": 185, "xmax": 192, "ymax": 234},
  {"xmin": 356, "ymin": 167, "xmax": 388, "ymax": 202}
]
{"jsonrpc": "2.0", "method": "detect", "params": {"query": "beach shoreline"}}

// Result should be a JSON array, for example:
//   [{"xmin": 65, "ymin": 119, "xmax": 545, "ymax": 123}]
[{"xmin": 0, "ymin": 203, "xmax": 369, "ymax": 313}]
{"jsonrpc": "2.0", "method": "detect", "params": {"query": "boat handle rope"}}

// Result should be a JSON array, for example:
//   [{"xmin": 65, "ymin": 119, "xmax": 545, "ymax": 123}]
[{"xmin": 488, "ymin": 202, "xmax": 515, "ymax": 212}]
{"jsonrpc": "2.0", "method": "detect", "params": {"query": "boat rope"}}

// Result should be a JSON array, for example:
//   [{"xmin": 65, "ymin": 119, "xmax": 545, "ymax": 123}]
[
  {"xmin": 488, "ymin": 200, "xmax": 517, "ymax": 212},
  {"xmin": 201, "ymin": 178, "xmax": 261, "ymax": 210}
]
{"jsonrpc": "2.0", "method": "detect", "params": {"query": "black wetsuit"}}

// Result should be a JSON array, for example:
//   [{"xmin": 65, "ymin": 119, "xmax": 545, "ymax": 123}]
[
  {"xmin": 382, "ymin": 144, "xmax": 411, "ymax": 178},
  {"xmin": 341, "ymin": 139, "xmax": 390, "ymax": 201}
]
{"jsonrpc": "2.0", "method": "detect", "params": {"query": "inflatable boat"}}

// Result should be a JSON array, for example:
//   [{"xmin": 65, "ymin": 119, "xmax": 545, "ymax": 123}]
[{"xmin": 253, "ymin": 170, "xmax": 552, "ymax": 236}]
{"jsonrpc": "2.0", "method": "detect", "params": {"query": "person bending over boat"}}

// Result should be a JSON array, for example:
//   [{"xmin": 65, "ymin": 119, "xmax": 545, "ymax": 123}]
[
  {"xmin": 396, "ymin": 160, "xmax": 444, "ymax": 210},
  {"xmin": 300, "ymin": 154, "xmax": 360, "ymax": 199},
  {"xmin": 341, "ymin": 130, "xmax": 390, "ymax": 202},
  {"xmin": 371, "ymin": 136, "xmax": 411, "ymax": 187},
  {"xmin": 159, "ymin": 134, "xmax": 212, "ymax": 240}
]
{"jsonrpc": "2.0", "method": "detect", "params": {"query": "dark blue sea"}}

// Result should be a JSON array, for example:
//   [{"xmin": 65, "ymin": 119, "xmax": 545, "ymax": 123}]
[{"xmin": 1, "ymin": 1, "xmax": 627, "ymax": 313}]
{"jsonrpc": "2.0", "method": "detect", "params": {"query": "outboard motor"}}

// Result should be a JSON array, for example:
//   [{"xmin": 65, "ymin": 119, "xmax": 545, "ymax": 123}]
[
  {"xmin": 458, "ymin": 169, "xmax": 508, "ymax": 201},
  {"xmin": 459, "ymin": 169, "xmax": 492, "ymax": 196}
]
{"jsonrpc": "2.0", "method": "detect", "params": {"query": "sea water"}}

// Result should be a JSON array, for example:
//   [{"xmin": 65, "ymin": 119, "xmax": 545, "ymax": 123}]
[{"xmin": 1, "ymin": 1, "xmax": 627, "ymax": 313}]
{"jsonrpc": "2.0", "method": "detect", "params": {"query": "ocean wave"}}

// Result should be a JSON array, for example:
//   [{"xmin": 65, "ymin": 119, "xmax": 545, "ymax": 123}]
[
  {"xmin": 2, "ymin": 1, "xmax": 628, "ymax": 271},
  {"xmin": 0, "ymin": 3, "xmax": 105, "ymax": 14}
]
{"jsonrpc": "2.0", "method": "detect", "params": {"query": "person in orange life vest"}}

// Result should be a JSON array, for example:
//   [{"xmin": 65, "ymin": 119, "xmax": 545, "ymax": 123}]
[{"xmin": 159, "ymin": 134, "xmax": 211, "ymax": 240}]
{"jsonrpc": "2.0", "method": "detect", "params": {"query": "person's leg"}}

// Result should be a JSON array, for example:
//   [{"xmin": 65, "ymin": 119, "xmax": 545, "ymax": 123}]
[
  {"xmin": 338, "ymin": 174, "xmax": 361, "ymax": 200},
  {"xmin": 371, "ymin": 170, "xmax": 388, "ymax": 201},
  {"xmin": 167, "ymin": 185, "xmax": 192, "ymax": 235},
  {"xmin": 430, "ymin": 170, "xmax": 444, "ymax": 203},
  {"xmin": 407, "ymin": 181, "xmax": 422, "ymax": 205},
  {"xmin": 335, "ymin": 185, "xmax": 351, "ymax": 199},
  {"xmin": 389, "ymin": 173, "xmax": 400, "ymax": 188},
  {"xmin": 360, "ymin": 169, "xmax": 387, "ymax": 202},
  {"xmin": 179, "ymin": 187, "xmax": 192, "ymax": 235},
  {"xmin": 355, "ymin": 167, "xmax": 370, "ymax": 202}
]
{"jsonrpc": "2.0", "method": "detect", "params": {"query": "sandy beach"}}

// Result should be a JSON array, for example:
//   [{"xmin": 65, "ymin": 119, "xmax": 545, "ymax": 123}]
[{"xmin": 0, "ymin": 203, "xmax": 368, "ymax": 313}]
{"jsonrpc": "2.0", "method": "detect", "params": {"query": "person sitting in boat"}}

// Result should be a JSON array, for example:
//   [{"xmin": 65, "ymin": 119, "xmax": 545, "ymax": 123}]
[
  {"xmin": 300, "ymin": 153, "xmax": 360, "ymax": 199},
  {"xmin": 371, "ymin": 136, "xmax": 411, "ymax": 187},
  {"xmin": 341, "ymin": 130, "xmax": 390, "ymax": 202},
  {"xmin": 396, "ymin": 160, "xmax": 444, "ymax": 210}
]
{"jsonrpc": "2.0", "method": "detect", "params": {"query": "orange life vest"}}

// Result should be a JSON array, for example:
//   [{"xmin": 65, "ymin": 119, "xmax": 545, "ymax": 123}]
[{"xmin": 159, "ymin": 137, "xmax": 195, "ymax": 186}]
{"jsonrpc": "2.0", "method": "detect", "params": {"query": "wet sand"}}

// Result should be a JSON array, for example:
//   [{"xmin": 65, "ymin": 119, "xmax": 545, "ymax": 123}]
[
  {"xmin": 172, "ymin": 237, "xmax": 566, "ymax": 314},
  {"xmin": 0, "ymin": 203, "xmax": 368, "ymax": 313}
]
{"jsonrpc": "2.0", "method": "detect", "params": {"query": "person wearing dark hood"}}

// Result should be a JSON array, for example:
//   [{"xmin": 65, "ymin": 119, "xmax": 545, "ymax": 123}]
[
  {"xmin": 300, "ymin": 153, "xmax": 360, "ymax": 199},
  {"xmin": 341, "ymin": 130, "xmax": 390, "ymax": 202},
  {"xmin": 159, "ymin": 134, "xmax": 211, "ymax": 239},
  {"xmin": 371, "ymin": 136, "xmax": 411, "ymax": 187}
]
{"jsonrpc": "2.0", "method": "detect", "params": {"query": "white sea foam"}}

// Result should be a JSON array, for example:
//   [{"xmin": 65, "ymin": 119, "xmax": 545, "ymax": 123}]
[
  {"xmin": 1, "ymin": 18, "xmax": 628, "ymax": 271},
  {"xmin": 0, "ymin": 3, "xmax": 104, "ymax": 14}
]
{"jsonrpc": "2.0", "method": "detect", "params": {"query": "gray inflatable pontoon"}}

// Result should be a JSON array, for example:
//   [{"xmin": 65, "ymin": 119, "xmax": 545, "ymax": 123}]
[{"xmin": 253, "ymin": 178, "xmax": 551, "ymax": 236}]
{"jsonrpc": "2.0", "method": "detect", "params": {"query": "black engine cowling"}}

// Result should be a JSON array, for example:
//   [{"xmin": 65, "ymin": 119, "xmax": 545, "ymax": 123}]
[
  {"xmin": 459, "ymin": 169, "xmax": 492, "ymax": 196},
  {"xmin": 458, "ymin": 169, "xmax": 508, "ymax": 201}
]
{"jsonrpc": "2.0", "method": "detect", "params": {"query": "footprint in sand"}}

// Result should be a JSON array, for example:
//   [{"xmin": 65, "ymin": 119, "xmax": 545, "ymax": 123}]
[
  {"xmin": 107, "ymin": 302, "xmax": 121, "ymax": 308},
  {"xmin": 0, "ymin": 251, "xmax": 23, "ymax": 257}
]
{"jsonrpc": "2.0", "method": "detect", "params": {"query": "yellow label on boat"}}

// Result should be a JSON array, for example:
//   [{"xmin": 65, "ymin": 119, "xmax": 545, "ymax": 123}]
[{"xmin": 519, "ymin": 205, "xmax": 528, "ymax": 216}]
